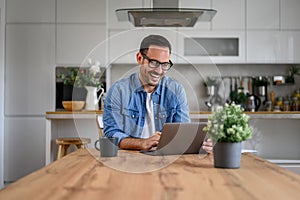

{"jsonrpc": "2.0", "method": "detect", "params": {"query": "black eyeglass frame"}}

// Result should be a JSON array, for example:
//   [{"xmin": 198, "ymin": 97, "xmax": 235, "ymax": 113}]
[{"xmin": 141, "ymin": 53, "xmax": 173, "ymax": 71}]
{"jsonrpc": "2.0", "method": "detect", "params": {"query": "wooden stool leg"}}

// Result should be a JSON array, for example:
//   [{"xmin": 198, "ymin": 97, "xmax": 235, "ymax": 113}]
[
  {"xmin": 57, "ymin": 144, "xmax": 64, "ymax": 160},
  {"xmin": 63, "ymin": 144, "xmax": 70, "ymax": 157}
]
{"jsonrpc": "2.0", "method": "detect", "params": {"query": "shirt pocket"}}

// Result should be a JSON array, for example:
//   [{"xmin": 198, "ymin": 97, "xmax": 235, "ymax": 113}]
[
  {"xmin": 158, "ymin": 108, "xmax": 176, "ymax": 127},
  {"xmin": 121, "ymin": 108, "xmax": 141, "ymax": 135}
]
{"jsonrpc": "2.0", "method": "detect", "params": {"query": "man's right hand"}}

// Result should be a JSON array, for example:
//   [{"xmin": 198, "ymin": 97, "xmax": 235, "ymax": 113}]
[{"xmin": 119, "ymin": 132, "xmax": 161, "ymax": 151}]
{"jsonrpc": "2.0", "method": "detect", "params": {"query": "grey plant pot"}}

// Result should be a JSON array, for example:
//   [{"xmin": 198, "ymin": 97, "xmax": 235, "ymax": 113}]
[{"xmin": 214, "ymin": 142, "xmax": 242, "ymax": 169}]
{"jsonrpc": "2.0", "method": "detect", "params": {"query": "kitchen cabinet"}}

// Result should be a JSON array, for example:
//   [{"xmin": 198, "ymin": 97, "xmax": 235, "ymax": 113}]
[
  {"xmin": 281, "ymin": 0, "xmax": 300, "ymax": 30},
  {"xmin": 108, "ymin": 28, "xmax": 177, "ymax": 64},
  {"xmin": 177, "ymin": 30, "xmax": 246, "ymax": 64},
  {"xmin": 247, "ymin": 30, "xmax": 300, "ymax": 63},
  {"xmin": 247, "ymin": 31, "xmax": 279, "ymax": 63},
  {"xmin": 6, "ymin": 0, "xmax": 55, "ymax": 23},
  {"xmin": 212, "ymin": 0, "xmax": 245, "ymax": 30},
  {"xmin": 246, "ymin": 0, "xmax": 280, "ymax": 30},
  {"xmin": 179, "ymin": 0, "xmax": 211, "ymax": 30},
  {"xmin": 107, "ymin": 0, "xmax": 144, "ymax": 29},
  {"xmin": 277, "ymin": 31, "xmax": 300, "ymax": 63},
  {"xmin": 4, "ymin": 117, "xmax": 45, "ymax": 182},
  {"xmin": 5, "ymin": 24, "xmax": 55, "ymax": 115},
  {"xmin": 57, "ymin": 0, "xmax": 106, "ymax": 23},
  {"xmin": 56, "ymin": 24, "xmax": 107, "ymax": 65}
]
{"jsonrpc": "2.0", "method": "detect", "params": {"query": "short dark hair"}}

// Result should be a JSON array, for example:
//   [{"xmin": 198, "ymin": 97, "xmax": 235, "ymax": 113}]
[{"xmin": 139, "ymin": 35, "xmax": 172, "ymax": 55}]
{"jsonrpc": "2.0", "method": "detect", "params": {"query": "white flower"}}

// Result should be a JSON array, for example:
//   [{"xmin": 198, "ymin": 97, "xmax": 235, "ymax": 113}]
[
  {"xmin": 89, "ymin": 64, "xmax": 101, "ymax": 75},
  {"xmin": 87, "ymin": 58, "xmax": 93, "ymax": 65},
  {"xmin": 87, "ymin": 58, "xmax": 101, "ymax": 75}
]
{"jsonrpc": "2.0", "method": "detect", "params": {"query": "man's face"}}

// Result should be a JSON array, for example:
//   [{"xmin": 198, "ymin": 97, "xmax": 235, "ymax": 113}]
[{"xmin": 137, "ymin": 45, "xmax": 170, "ymax": 88}]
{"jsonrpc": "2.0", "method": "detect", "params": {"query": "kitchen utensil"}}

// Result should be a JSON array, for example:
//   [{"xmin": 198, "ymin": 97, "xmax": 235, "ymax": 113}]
[
  {"xmin": 247, "ymin": 95, "xmax": 261, "ymax": 112},
  {"xmin": 246, "ymin": 77, "xmax": 261, "ymax": 111},
  {"xmin": 230, "ymin": 77, "xmax": 233, "ymax": 94}
]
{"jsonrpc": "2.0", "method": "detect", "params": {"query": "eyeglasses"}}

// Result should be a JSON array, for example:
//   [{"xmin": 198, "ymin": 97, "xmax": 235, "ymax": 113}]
[{"xmin": 141, "ymin": 53, "xmax": 173, "ymax": 71}]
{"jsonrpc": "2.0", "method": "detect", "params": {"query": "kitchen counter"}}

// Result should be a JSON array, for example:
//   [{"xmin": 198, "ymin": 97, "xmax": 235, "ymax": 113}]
[
  {"xmin": 46, "ymin": 110, "xmax": 300, "ymax": 119},
  {"xmin": 1, "ymin": 149, "xmax": 300, "ymax": 200}
]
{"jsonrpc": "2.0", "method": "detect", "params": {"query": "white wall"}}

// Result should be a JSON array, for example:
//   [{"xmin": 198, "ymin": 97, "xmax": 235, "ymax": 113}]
[{"xmin": 0, "ymin": 0, "xmax": 5, "ymax": 189}]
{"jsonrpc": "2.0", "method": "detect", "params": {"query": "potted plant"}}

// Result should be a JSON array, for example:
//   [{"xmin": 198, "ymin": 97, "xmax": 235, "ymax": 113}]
[
  {"xmin": 77, "ymin": 59, "xmax": 104, "ymax": 110},
  {"xmin": 203, "ymin": 103, "xmax": 253, "ymax": 168},
  {"xmin": 57, "ymin": 59, "xmax": 104, "ymax": 110},
  {"xmin": 286, "ymin": 65, "xmax": 300, "ymax": 84}
]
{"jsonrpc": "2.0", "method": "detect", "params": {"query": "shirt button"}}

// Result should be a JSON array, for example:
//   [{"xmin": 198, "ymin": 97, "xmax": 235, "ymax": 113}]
[
  {"xmin": 155, "ymin": 117, "xmax": 158, "ymax": 119},
  {"xmin": 132, "ymin": 115, "xmax": 135, "ymax": 118}
]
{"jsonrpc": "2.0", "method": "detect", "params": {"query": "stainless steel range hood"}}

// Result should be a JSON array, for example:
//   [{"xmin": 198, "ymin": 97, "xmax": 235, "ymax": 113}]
[{"xmin": 115, "ymin": 0, "xmax": 217, "ymax": 27}]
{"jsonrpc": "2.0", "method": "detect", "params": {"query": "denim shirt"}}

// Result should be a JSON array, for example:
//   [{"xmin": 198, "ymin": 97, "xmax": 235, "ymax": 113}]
[{"xmin": 103, "ymin": 73, "xmax": 190, "ymax": 144}]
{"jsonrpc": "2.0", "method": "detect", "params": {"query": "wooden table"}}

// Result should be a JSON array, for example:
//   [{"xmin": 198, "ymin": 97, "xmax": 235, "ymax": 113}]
[{"xmin": 1, "ymin": 149, "xmax": 300, "ymax": 200}]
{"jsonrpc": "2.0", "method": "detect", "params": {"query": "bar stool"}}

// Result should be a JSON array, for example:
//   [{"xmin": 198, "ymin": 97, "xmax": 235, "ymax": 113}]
[
  {"xmin": 96, "ymin": 115, "xmax": 103, "ymax": 137},
  {"xmin": 56, "ymin": 137, "xmax": 91, "ymax": 160}
]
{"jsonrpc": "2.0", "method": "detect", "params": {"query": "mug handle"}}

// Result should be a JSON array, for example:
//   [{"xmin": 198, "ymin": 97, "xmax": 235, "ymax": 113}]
[{"xmin": 94, "ymin": 139, "xmax": 100, "ymax": 151}]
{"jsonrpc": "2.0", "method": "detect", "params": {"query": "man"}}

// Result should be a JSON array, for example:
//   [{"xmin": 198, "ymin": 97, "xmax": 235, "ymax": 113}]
[{"xmin": 103, "ymin": 35, "xmax": 212, "ymax": 152}]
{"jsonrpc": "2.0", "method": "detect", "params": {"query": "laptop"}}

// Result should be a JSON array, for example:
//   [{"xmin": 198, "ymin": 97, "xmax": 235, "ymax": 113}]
[{"xmin": 140, "ymin": 122, "xmax": 207, "ymax": 156}]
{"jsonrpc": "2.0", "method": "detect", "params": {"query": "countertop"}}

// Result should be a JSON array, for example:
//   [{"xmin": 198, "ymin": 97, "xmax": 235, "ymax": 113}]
[{"xmin": 1, "ymin": 149, "xmax": 300, "ymax": 200}]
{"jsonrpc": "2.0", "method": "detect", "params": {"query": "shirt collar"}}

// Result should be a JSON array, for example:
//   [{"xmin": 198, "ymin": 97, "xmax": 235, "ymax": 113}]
[{"xmin": 132, "ymin": 72, "xmax": 162, "ymax": 95}]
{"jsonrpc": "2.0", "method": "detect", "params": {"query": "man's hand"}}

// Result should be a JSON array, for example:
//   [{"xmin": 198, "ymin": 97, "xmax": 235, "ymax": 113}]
[
  {"xmin": 140, "ymin": 132, "xmax": 161, "ymax": 150},
  {"xmin": 119, "ymin": 132, "xmax": 161, "ymax": 150},
  {"xmin": 202, "ymin": 139, "xmax": 214, "ymax": 154}
]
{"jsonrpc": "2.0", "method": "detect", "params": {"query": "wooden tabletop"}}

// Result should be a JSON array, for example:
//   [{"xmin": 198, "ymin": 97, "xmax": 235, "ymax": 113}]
[{"xmin": 1, "ymin": 149, "xmax": 300, "ymax": 200}]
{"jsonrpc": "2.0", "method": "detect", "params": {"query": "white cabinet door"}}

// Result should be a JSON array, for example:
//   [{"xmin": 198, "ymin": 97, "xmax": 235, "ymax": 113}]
[
  {"xmin": 108, "ymin": 0, "xmax": 143, "ymax": 29},
  {"xmin": 179, "ymin": 0, "xmax": 211, "ymax": 30},
  {"xmin": 5, "ymin": 24, "xmax": 55, "ymax": 115},
  {"xmin": 57, "ymin": 0, "xmax": 106, "ymax": 23},
  {"xmin": 247, "ymin": 31, "xmax": 300, "ymax": 63},
  {"xmin": 56, "ymin": 24, "xmax": 107, "ymax": 65},
  {"xmin": 4, "ymin": 117, "xmax": 45, "ymax": 181},
  {"xmin": 277, "ymin": 31, "xmax": 300, "ymax": 63},
  {"xmin": 212, "ymin": 0, "xmax": 245, "ymax": 30},
  {"xmin": 281, "ymin": 0, "xmax": 300, "ymax": 30},
  {"xmin": 108, "ymin": 28, "xmax": 177, "ymax": 64},
  {"xmin": 6, "ymin": 0, "xmax": 55, "ymax": 23},
  {"xmin": 247, "ymin": 0, "xmax": 279, "ymax": 30},
  {"xmin": 246, "ymin": 31, "xmax": 280, "ymax": 63},
  {"xmin": 177, "ymin": 30, "xmax": 246, "ymax": 64}
]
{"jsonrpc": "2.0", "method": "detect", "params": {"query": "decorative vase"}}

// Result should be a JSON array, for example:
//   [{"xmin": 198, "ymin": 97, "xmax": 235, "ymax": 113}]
[
  {"xmin": 85, "ymin": 86, "xmax": 104, "ymax": 110},
  {"xmin": 214, "ymin": 142, "xmax": 242, "ymax": 169}
]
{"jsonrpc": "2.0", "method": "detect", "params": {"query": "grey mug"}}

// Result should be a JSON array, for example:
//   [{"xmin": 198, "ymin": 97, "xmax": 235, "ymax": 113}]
[{"xmin": 95, "ymin": 137, "xmax": 118, "ymax": 157}]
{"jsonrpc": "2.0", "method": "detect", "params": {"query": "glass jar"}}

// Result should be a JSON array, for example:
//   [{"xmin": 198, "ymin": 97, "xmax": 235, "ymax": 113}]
[
  {"xmin": 265, "ymin": 101, "xmax": 272, "ymax": 112},
  {"xmin": 295, "ymin": 89, "xmax": 300, "ymax": 99},
  {"xmin": 276, "ymin": 97, "xmax": 283, "ymax": 111},
  {"xmin": 291, "ymin": 96, "xmax": 299, "ymax": 111},
  {"xmin": 283, "ymin": 101, "xmax": 290, "ymax": 111},
  {"xmin": 273, "ymin": 105, "xmax": 281, "ymax": 112}
]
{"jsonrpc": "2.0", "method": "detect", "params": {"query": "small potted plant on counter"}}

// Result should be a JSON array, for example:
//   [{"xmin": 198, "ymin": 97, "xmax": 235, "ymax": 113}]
[
  {"xmin": 286, "ymin": 65, "xmax": 300, "ymax": 84},
  {"xmin": 203, "ymin": 103, "xmax": 253, "ymax": 168}
]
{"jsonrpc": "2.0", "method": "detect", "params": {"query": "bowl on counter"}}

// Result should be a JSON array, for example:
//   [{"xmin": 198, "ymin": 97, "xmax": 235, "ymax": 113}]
[{"xmin": 62, "ymin": 101, "xmax": 85, "ymax": 111}]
